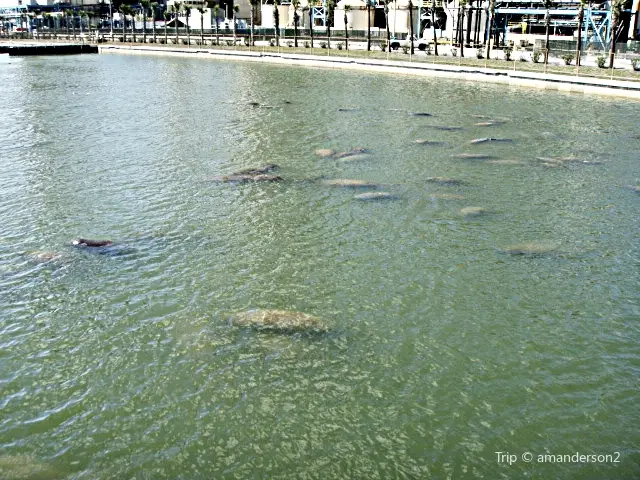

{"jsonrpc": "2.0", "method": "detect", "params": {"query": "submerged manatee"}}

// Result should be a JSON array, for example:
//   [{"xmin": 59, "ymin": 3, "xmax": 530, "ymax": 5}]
[
  {"xmin": 452, "ymin": 153, "xmax": 492, "ymax": 160},
  {"xmin": 209, "ymin": 174, "xmax": 283, "ymax": 183},
  {"xmin": 500, "ymin": 242, "xmax": 558, "ymax": 256},
  {"xmin": 333, "ymin": 147, "xmax": 370, "ymax": 160},
  {"xmin": 0, "ymin": 454, "xmax": 60, "ymax": 480},
  {"xmin": 535, "ymin": 156, "xmax": 601, "ymax": 166},
  {"xmin": 230, "ymin": 309, "xmax": 329, "ymax": 333},
  {"xmin": 429, "ymin": 193, "xmax": 465, "ymax": 200},
  {"xmin": 321, "ymin": 179, "xmax": 379, "ymax": 188},
  {"xmin": 314, "ymin": 148, "xmax": 336, "ymax": 158},
  {"xmin": 415, "ymin": 140, "xmax": 445, "ymax": 146},
  {"xmin": 460, "ymin": 206, "xmax": 488, "ymax": 217},
  {"xmin": 425, "ymin": 177, "xmax": 467, "ymax": 186},
  {"xmin": 234, "ymin": 164, "xmax": 279, "ymax": 175},
  {"xmin": 410, "ymin": 112, "xmax": 433, "ymax": 117},
  {"xmin": 474, "ymin": 121, "xmax": 505, "ymax": 127},
  {"xmin": 426, "ymin": 125, "xmax": 462, "ymax": 131},
  {"xmin": 486, "ymin": 159, "xmax": 524, "ymax": 165},
  {"xmin": 24, "ymin": 251, "xmax": 67, "ymax": 263},
  {"xmin": 626, "ymin": 185, "xmax": 640, "ymax": 193},
  {"xmin": 469, "ymin": 137, "xmax": 513, "ymax": 144},
  {"xmin": 354, "ymin": 191, "xmax": 397, "ymax": 201}
]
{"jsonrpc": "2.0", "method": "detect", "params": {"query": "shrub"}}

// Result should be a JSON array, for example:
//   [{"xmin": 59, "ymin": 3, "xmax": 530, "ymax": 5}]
[
  {"xmin": 519, "ymin": 54, "xmax": 527, "ymax": 62},
  {"xmin": 320, "ymin": 41, "xmax": 327, "ymax": 49},
  {"xmin": 503, "ymin": 45, "xmax": 513, "ymax": 61},
  {"xmin": 159, "ymin": 38, "xmax": 166, "ymax": 44},
  {"xmin": 402, "ymin": 45, "xmax": 409, "ymax": 54},
  {"xmin": 532, "ymin": 50, "xmax": 541, "ymax": 63},
  {"xmin": 181, "ymin": 38, "xmax": 188, "ymax": 45},
  {"xmin": 380, "ymin": 40, "xmax": 387, "ymax": 52},
  {"xmin": 425, "ymin": 43, "xmax": 432, "ymax": 55},
  {"xmin": 631, "ymin": 58, "xmax": 640, "ymax": 71},
  {"xmin": 562, "ymin": 53, "xmax": 574, "ymax": 65},
  {"xmin": 451, "ymin": 47, "xmax": 457, "ymax": 57},
  {"xmin": 304, "ymin": 40, "xmax": 310, "ymax": 48},
  {"xmin": 476, "ymin": 46, "xmax": 484, "ymax": 59},
  {"xmin": 287, "ymin": 40, "xmax": 293, "ymax": 47},
  {"xmin": 337, "ymin": 42, "xmax": 343, "ymax": 50},
  {"xmin": 269, "ymin": 38, "xmax": 276, "ymax": 47},
  {"xmin": 596, "ymin": 55, "xmax": 607, "ymax": 68},
  {"xmin": 226, "ymin": 39, "xmax": 233, "ymax": 46}
]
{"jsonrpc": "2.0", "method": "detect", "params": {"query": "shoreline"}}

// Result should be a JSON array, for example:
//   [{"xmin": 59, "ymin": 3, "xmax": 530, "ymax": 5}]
[{"xmin": 98, "ymin": 44, "xmax": 640, "ymax": 100}]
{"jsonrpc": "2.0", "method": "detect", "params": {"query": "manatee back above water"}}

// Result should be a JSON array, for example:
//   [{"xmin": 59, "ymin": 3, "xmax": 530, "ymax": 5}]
[{"xmin": 229, "ymin": 309, "xmax": 329, "ymax": 333}]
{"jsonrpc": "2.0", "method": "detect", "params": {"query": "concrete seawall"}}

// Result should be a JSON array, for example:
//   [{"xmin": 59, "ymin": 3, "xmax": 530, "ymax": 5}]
[
  {"xmin": 99, "ymin": 45, "xmax": 640, "ymax": 99},
  {"xmin": 0, "ymin": 43, "xmax": 98, "ymax": 56}
]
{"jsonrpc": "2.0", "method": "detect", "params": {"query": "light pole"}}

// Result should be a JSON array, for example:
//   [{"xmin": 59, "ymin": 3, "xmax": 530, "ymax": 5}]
[{"xmin": 109, "ymin": 0, "xmax": 113, "ymax": 40}]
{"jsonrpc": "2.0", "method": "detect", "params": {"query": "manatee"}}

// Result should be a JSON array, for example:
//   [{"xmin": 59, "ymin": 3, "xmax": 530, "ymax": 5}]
[
  {"xmin": 425, "ymin": 177, "xmax": 467, "ymax": 186},
  {"xmin": 72, "ymin": 238, "xmax": 113, "ymax": 247},
  {"xmin": 0, "ymin": 454, "xmax": 60, "ymax": 480},
  {"xmin": 469, "ymin": 137, "xmax": 513, "ymax": 144},
  {"xmin": 247, "ymin": 101, "xmax": 261, "ymax": 106},
  {"xmin": 429, "ymin": 193, "xmax": 465, "ymax": 200},
  {"xmin": 314, "ymin": 148, "xmax": 336, "ymax": 158},
  {"xmin": 354, "ymin": 191, "xmax": 397, "ymax": 201},
  {"xmin": 209, "ymin": 174, "xmax": 283, "ymax": 183},
  {"xmin": 337, "ymin": 107, "xmax": 358, "ymax": 112},
  {"xmin": 536, "ymin": 156, "xmax": 601, "ymax": 166},
  {"xmin": 460, "ymin": 206, "xmax": 488, "ymax": 217},
  {"xmin": 426, "ymin": 125, "xmax": 462, "ymax": 131},
  {"xmin": 336, "ymin": 154, "xmax": 371, "ymax": 163},
  {"xmin": 474, "ymin": 121, "xmax": 505, "ymax": 126},
  {"xmin": 415, "ymin": 140, "xmax": 445, "ymax": 146},
  {"xmin": 230, "ymin": 309, "xmax": 328, "ymax": 333},
  {"xmin": 333, "ymin": 147, "xmax": 370, "ymax": 160},
  {"xmin": 321, "ymin": 179, "xmax": 378, "ymax": 188},
  {"xmin": 452, "ymin": 153, "xmax": 492, "ymax": 160},
  {"xmin": 486, "ymin": 159, "xmax": 523, "ymax": 165},
  {"xmin": 410, "ymin": 112, "xmax": 433, "ymax": 117},
  {"xmin": 626, "ymin": 185, "xmax": 640, "ymax": 193},
  {"xmin": 234, "ymin": 164, "xmax": 279, "ymax": 175},
  {"xmin": 500, "ymin": 242, "xmax": 557, "ymax": 256},
  {"xmin": 24, "ymin": 251, "xmax": 67, "ymax": 263}
]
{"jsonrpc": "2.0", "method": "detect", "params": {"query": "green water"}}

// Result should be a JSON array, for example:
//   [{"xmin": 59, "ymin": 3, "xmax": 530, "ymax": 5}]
[{"xmin": 0, "ymin": 53, "xmax": 638, "ymax": 479}]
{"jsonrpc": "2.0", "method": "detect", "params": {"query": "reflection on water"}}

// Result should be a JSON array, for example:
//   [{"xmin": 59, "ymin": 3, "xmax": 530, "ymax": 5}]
[{"xmin": 0, "ymin": 54, "xmax": 639, "ymax": 478}]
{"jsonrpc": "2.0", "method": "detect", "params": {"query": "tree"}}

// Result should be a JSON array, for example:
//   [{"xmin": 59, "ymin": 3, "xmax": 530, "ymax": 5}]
[
  {"xmin": 308, "ymin": 5, "xmax": 314, "ymax": 47},
  {"xmin": 120, "ymin": 4, "xmax": 131, "ymax": 42},
  {"xmin": 575, "ymin": 0, "xmax": 585, "ymax": 66},
  {"xmin": 164, "ymin": 9, "xmax": 170, "ymax": 43},
  {"xmin": 233, "ymin": 4, "xmax": 239, "ymax": 44},
  {"xmin": 273, "ymin": 0, "xmax": 280, "ymax": 47},
  {"xmin": 250, "ymin": 0, "xmax": 259, "ymax": 46},
  {"xmin": 292, "ymin": 0, "xmax": 300, "ymax": 47},
  {"xmin": 213, "ymin": 4, "xmax": 221, "ymax": 45},
  {"xmin": 326, "ymin": 0, "xmax": 334, "ymax": 49},
  {"xmin": 172, "ymin": 2, "xmax": 182, "ymax": 44},
  {"xmin": 384, "ymin": 3, "xmax": 391, "ymax": 52},
  {"xmin": 409, "ymin": 0, "xmax": 415, "ymax": 55},
  {"xmin": 197, "ymin": 4, "xmax": 206, "ymax": 45},
  {"xmin": 485, "ymin": 0, "xmax": 494, "ymax": 57},
  {"xmin": 458, "ymin": 0, "xmax": 466, "ymax": 57},
  {"xmin": 432, "ymin": 1, "xmax": 439, "ymax": 55},
  {"xmin": 543, "ymin": 0, "xmax": 552, "ymax": 64},
  {"xmin": 183, "ymin": 2, "xmax": 191, "ymax": 45},
  {"xmin": 344, "ymin": 4, "xmax": 351, "ymax": 51},
  {"xmin": 141, "ymin": 0, "xmax": 151, "ymax": 43},
  {"xmin": 64, "ymin": 9, "xmax": 73, "ymax": 40},
  {"xmin": 151, "ymin": 2, "xmax": 159, "ymax": 43},
  {"xmin": 366, "ymin": 0, "xmax": 372, "ymax": 51},
  {"xmin": 608, "ymin": 0, "xmax": 624, "ymax": 68},
  {"xmin": 78, "ymin": 10, "xmax": 88, "ymax": 40}
]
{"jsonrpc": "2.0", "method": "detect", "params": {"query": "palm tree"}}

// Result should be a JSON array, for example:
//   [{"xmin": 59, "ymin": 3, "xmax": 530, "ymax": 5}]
[
  {"xmin": 273, "ymin": 0, "xmax": 280, "ymax": 47},
  {"xmin": 233, "ymin": 4, "xmax": 239, "ymax": 44},
  {"xmin": 326, "ymin": 0, "xmax": 334, "ymax": 49},
  {"xmin": 485, "ymin": 0, "xmax": 494, "ymax": 57},
  {"xmin": 164, "ymin": 10, "xmax": 170, "ymax": 43},
  {"xmin": 183, "ymin": 2, "xmax": 191, "ymax": 45},
  {"xmin": 608, "ymin": 0, "xmax": 624, "ymax": 68},
  {"xmin": 197, "ymin": 4, "xmax": 206, "ymax": 45},
  {"xmin": 343, "ymin": 4, "xmax": 350, "ymax": 51},
  {"xmin": 120, "ymin": 5, "xmax": 130, "ymax": 42},
  {"xmin": 213, "ymin": 4, "xmax": 221, "ymax": 45},
  {"xmin": 458, "ymin": 0, "xmax": 465, "ymax": 57},
  {"xmin": 408, "ymin": 0, "xmax": 415, "ymax": 55},
  {"xmin": 141, "ymin": 0, "xmax": 150, "ymax": 43},
  {"xmin": 432, "ymin": 1, "xmax": 439, "ymax": 55},
  {"xmin": 250, "ymin": 0, "xmax": 259, "ymax": 46},
  {"xmin": 308, "ymin": 5, "xmax": 314, "ymax": 47},
  {"xmin": 575, "ymin": 0, "xmax": 585, "ymax": 66},
  {"xmin": 292, "ymin": 0, "xmax": 300, "ymax": 47},
  {"xmin": 366, "ymin": 0, "xmax": 372, "ymax": 51},
  {"xmin": 172, "ymin": 2, "xmax": 182, "ymax": 44},
  {"xmin": 151, "ymin": 2, "xmax": 159, "ymax": 42},
  {"xmin": 78, "ymin": 10, "xmax": 87, "ymax": 40},
  {"xmin": 543, "ymin": 0, "xmax": 552, "ymax": 64},
  {"xmin": 384, "ymin": 3, "xmax": 391, "ymax": 52},
  {"xmin": 130, "ymin": 5, "xmax": 137, "ymax": 42}
]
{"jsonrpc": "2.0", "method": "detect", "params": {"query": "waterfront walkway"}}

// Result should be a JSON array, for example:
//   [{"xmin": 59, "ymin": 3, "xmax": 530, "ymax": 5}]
[{"xmin": 99, "ymin": 44, "xmax": 640, "ymax": 99}]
